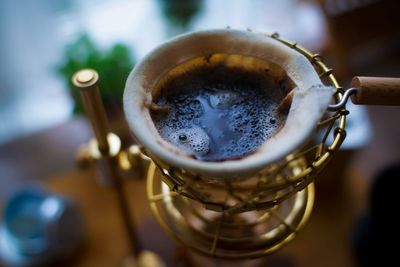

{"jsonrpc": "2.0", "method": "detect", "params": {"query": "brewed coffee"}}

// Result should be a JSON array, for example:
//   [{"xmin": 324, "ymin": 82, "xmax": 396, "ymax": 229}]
[{"xmin": 151, "ymin": 64, "xmax": 291, "ymax": 161}]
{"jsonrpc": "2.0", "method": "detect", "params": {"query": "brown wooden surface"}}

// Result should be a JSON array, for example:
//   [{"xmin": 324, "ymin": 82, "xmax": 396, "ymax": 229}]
[
  {"xmin": 39, "ymin": 159, "xmax": 367, "ymax": 267},
  {"xmin": 0, "ymin": 117, "xmax": 92, "ymax": 198},
  {"xmin": 0, "ymin": 117, "xmax": 373, "ymax": 267},
  {"xmin": 351, "ymin": 76, "xmax": 400, "ymax": 105},
  {"xmin": 46, "ymin": 169, "xmax": 174, "ymax": 267}
]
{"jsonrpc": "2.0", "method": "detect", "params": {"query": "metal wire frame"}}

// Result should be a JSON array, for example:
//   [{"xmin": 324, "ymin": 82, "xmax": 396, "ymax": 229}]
[
  {"xmin": 145, "ymin": 32, "xmax": 348, "ymax": 259},
  {"xmin": 147, "ymin": 162, "xmax": 315, "ymax": 259},
  {"xmin": 144, "ymin": 32, "xmax": 347, "ymax": 214}
]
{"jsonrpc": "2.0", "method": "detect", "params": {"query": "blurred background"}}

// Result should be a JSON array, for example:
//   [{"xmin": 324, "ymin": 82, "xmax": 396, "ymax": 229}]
[
  {"xmin": 0, "ymin": 0, "xmax": 329, "ymax": 144},
  {"xmin": 0, "ymin": 0, "xmax": 399, "ymax": 266}
]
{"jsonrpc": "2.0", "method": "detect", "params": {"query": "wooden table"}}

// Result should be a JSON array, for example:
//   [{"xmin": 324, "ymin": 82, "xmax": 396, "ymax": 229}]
[{"xmin": 0, "ymin": 117, "xmax": 371, "ymax": 267}]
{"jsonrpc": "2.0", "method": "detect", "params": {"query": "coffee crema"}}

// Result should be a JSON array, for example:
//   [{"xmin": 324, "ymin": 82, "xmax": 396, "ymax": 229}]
[{"xmin": 150, "ymin": 55, "xmax": 293, "ymax": 162}]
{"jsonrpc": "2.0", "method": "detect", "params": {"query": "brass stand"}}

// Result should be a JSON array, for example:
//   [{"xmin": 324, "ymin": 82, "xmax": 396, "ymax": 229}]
[{"xmin": 72, "ymin": 69, "xmax": 158, "ymax": 266}]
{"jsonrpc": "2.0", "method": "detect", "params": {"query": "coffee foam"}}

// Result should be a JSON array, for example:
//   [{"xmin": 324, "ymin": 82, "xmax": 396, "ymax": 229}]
[
  {"xmin": 152, "ymin": 65, "xmax": 288, "ymax": 161},
  {"xmin": 160, "ymin": 126, "xmax": 210, "ymax": 156}
]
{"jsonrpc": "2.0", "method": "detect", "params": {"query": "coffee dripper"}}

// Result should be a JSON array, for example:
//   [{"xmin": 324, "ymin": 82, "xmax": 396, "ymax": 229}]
[{"xmin": 73, "ymin": 29, "xmax": 400, "ymax": 263}]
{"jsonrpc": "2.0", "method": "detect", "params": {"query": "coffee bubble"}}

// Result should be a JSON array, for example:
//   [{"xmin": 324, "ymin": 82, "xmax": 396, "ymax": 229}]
[{"xmin": 165, "ymin": 126, "xmax": 210, "ymax": 156}]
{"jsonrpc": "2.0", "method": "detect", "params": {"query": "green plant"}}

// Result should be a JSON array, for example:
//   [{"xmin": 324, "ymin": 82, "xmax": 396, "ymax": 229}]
[
  {"xmin": 158, "ymin": 0, "xmax": 203, "ymax": 31},
  {"xmin": 58, "ymin": 34, "xmax": 135, "ymax": 114}
]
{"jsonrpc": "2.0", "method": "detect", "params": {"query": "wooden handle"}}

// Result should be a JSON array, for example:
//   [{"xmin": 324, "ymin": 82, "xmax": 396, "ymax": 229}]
[{"xmin": 350, "ymin": 76, "xmax": 400, "ymax": 105}]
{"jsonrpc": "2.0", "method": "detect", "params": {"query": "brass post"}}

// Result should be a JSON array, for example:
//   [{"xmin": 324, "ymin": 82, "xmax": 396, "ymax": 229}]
[
  {"xmin": 72, "ymin": 69, "xmax": 109, "ymax": 153},
  {"xmin": 72, "ymin": 69, "xmax": 141, "ymax": 257}
]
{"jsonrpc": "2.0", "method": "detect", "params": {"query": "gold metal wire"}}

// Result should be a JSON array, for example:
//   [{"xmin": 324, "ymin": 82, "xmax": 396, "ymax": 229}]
[
  {"xmin": 147, "ymin": 162, "xmax": 315, "ymax": 259},
  {"xmin": 145, "ymin": 32, "xmax": 347, "ymax": 259}
]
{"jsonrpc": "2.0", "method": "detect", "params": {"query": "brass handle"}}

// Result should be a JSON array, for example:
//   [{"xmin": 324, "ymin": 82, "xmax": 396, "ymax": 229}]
[
  {"xmin": 350, "ymin": 76, "xmax": 400, "ymax": 106},
  {"xmin": 72, "ymin": 69, "xmax": 110, "ymax": 153}
]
